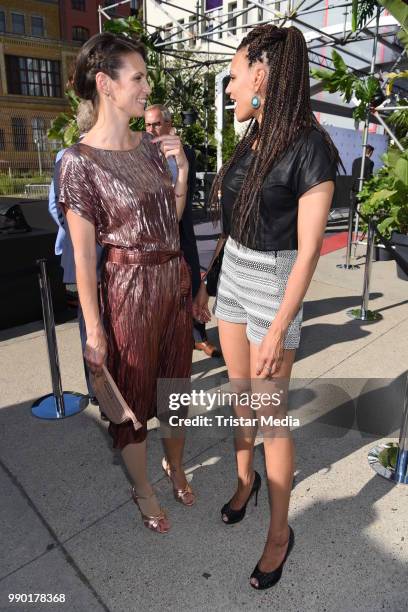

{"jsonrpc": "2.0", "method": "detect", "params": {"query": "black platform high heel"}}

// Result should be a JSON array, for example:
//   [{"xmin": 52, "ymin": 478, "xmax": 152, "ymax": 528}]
[
  {"xmin": 221, "ymin": 471, "xmax": 261, "ymax": 525},
  {"xmin": 250, "ymin": 526, "xmax": 295, "ymax": 590}
]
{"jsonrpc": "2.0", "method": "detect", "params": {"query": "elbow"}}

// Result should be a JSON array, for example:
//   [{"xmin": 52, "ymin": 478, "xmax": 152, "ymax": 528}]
[{"xmin": 298, "ymin": 243, "xmax": 322, "ymax": 266}]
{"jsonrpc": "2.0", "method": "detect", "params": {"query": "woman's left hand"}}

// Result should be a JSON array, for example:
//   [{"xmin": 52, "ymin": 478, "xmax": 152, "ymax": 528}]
[
  {"xmin": 255, "ymin": 325, "xmax": 286, "ymax": 378},
  {"xmin": 151, "ymin": 129, "xmax": 189, "ymax": 171},
  {"xmin": 192, "ymin": 281, "xmax": 211, "ymax": 323}
]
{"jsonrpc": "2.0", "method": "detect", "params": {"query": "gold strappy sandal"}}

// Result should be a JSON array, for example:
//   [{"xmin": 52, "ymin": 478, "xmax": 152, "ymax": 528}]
[
  {"xmin": 162, "ymin": 457, "xmax": 196, "ymax": 507},
  {"xmin": 131, "ymin": 487, "xmax": 170, "ymax": 534}
]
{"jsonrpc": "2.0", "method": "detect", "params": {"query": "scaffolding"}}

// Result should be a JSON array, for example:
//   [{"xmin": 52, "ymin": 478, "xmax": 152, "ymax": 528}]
[
  {"xmin": 97, "ymin": 0, "xmax": 407, "ymax": 219},
  {"xmin": 98, "ymin": 2, "xmax": 406, "ymax": 144}
]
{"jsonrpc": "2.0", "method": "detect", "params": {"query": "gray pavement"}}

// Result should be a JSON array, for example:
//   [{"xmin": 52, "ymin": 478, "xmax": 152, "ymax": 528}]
[{"xmin": 1, "ymin": 244, "xmax": 408, "ymax": 612}]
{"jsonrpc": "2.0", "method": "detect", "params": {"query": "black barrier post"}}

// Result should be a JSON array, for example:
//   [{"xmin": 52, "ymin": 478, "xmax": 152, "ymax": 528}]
[
  {"xmin": 395, "ymin": 378, "xmax": 408, "ymax": 483},
  {"xmin": 336, "ymin": 198, "xmax": 359, "ymax": 270},
  {"xmin": 31, "ymin": 259, "xmax": 87, "ymax": 420},
  {"xmin": 368, "ymin": 374, "xmax": 408, "ymax": 485},
  {"xmin": 346, "ymin": 217, "xmax": 382, "ymax": 322},
  {"xmin": 39, "ymin": 259, "xmax": 65, "ymax": 415}
]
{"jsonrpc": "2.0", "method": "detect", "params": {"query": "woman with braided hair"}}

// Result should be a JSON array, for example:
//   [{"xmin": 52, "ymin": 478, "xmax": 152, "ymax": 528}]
[
  {"xmin": 195, "ymin": 24, "xmax": 340, "ymax": 589},
  {"xmin": 59, "ymin": 32, "xmax": 196, "ymax": 535}
]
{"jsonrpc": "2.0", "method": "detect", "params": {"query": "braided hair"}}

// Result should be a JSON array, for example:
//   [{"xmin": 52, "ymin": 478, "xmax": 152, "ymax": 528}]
[
  {"xmin": 73, "ymin": 32, "xmax": 146, "ymax": 104},
  {"xmin": 210, "ymin": 24, "xmax": 342, "ymax": 248}
]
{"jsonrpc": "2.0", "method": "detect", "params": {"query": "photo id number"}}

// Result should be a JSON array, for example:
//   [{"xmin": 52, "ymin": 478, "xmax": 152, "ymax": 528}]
[{"xmin": 8, "ymin": 594, "xmax": 66, "ymax": 604}]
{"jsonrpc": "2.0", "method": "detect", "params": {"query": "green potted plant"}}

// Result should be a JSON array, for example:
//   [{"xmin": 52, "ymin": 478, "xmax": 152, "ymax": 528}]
[
  {"xmin": 310, "ymin": 0, "xmax": 408, "ymax": 278},
  {"xmin": 389, "ymin": 150, "xmax": 408, "ymax": 280},
  {"xmin": 358, "ymin": 147, "xmax": 408, "ymax": 278},
  {"xmin": 357, "ymin": 166, "xmax": 395, "ymax": 261}
]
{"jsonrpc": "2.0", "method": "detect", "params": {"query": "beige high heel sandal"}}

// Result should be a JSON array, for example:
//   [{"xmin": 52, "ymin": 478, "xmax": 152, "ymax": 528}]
[
  {"xmin": 131, "ymin": 487, "xmax": 170, "ymax": 533},
  {"xmin": 162, "ymin": 457, "xmax": 196, "ymax": 507}
]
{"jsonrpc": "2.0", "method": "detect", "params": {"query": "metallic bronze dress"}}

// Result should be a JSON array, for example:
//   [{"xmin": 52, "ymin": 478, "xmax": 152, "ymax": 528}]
[{"xmin": 59, "ymin": 132, "xmax": 192, "ymax": 448}]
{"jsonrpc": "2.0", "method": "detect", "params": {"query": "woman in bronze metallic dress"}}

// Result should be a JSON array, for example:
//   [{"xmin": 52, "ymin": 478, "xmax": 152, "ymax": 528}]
[{"xmin": 59, "ymin": 33, "xmax": 194, "ymax": 534}]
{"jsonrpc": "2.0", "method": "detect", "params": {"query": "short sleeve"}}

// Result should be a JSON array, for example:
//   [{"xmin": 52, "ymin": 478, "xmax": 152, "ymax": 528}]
[
  {"xmin": 58, "ymin": 147, "xmax": 96, "ymax": 225},
  {"xmin": 294, "ymin": 130, "xmax": 337, "ymax": 199}
]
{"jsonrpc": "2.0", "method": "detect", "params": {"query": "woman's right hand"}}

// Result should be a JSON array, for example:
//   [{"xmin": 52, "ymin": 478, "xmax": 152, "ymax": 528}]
[
  {"xmin": 193, "ymin": 281, "xmax": 211, "ymax": 323},
  {"xmin": 84, "ymin": 328, "xmax": 107, "ymax": 375}
]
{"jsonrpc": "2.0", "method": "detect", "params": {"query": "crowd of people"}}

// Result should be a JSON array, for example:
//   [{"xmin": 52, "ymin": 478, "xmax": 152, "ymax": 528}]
[{"xmin": 49, "ymin": 24, "xmax": 339, "ymax": 590}]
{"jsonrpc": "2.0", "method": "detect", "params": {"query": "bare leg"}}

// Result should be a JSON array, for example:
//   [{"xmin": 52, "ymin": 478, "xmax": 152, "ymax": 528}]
[
  {"xmin": 248, "ymin": 347, "xmax": 296, "ymax": 585},
  {"xmin": 218, "ymin": 320, "xmax": 257, "ymax": 513},
  {"xmin": 121, "ymin": 441, "xmax": 170, "ymax": 531},
  {"xmin": 162, "ymin": 435, "xmax": 190, "ymax": 490}
]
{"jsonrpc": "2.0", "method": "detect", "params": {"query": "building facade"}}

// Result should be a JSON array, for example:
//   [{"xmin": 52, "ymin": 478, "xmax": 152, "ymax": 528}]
[
  {"xmin": 60, "ymin": 0, "xmax": 132, "ymax": 44},
  {"xmin": 0, "ymin": 0, "xmax": 133, "ymax": 183},
  {"xmin": 0, "ymin": 1, "xmax": 75, "ymax": 177},
  {"xmin": 145, "ymin": 1, "xmax": 284, "ymax": 55}
]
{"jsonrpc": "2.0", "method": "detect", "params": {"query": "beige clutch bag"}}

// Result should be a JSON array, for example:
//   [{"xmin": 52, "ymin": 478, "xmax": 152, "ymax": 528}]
[{"xmin": 90, "ymin": 365, "xmax": 142, "ymax": 431}]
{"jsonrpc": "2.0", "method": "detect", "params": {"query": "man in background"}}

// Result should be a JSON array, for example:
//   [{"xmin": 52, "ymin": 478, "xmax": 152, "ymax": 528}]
[
  {"xmin": 145, "ymin": 104, "xmax": 221, "ymax": 359},
  {"xmin": 351, "ymin": 144, "xmax": 375, "ymax": 194}
]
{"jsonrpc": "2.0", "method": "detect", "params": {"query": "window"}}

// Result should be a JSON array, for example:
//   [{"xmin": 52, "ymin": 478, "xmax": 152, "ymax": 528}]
[
  {"xmin": 177, "ymin": 19, "xmax": 184, "ymax": 50},
  {"xmin": 163, "ymin": 22, "xmax": 172, "ymax": 41},
  {"xmin": 72, "ymin": 0, "xmax": 86, "ymax": 9},
  {"xmin": 72, "ymin": 26, "xmax": 89, "ymax": 42},
  {"xmin": 228, "ymin": 2, "xmax": 237, "ymax": 36},
  {"xmin": 12, "ymin": 13, "xmax": 25, "ymax": 34},
  {"xmin": 0, "ymin": 11, "xmax": 5, "ymax": 33},
  {"xmin": 5, "ymin": 55, "xmax": 62, "ymax": 97},
  {"xmin": 242, "ymin": 0, "xmax": 250, "ymax": 32},
  {"xmin": 104, "ymin": 0, "xmax": 117, "ymax": 16},
  {"xmin": 0, "ymin": 129, "xmax": 5, "ymax": 151},
  {"xmin": 205, "ymin": 22, "xmax": 214, "ymax": 42},
  {"xmin": 188, "ymin": 15, "xmax": 195, "ymax": 48},
  {"xmin": 31, "ymin": 16, "xmax": 44, "ymax": 37},
  {"xmin": 32, "ymin": 118, "xmax": 47, "ymax": 151},
  {"xmin": 12, "ymin": 117, "xmax": 28, "ymax": 151}
]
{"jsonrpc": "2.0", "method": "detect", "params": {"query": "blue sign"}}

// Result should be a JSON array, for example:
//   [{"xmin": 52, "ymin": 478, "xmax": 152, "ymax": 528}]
[{"xmin": 206, "ymin": 0, "xmax": 223, "ymax": 10}]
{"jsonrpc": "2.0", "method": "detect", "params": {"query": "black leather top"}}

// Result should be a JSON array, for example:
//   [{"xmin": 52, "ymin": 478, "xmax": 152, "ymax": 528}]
[{"xmin": 222, "ymin": 128, "xmax": 337, "ymax": 250}]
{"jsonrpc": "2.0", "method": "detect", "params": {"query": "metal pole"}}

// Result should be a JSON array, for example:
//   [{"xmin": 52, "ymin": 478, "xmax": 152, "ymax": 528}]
[
  {"xmin": 31, "ymin": 260, "xmax": 87, "ymax": 420},
  {"xmin": 204, "ymin": 68, "xmax": 209, "ymax": 215},
  {"xmin": 353, "ymin": 8, "xmax": 380, "ymax": 244},
  {"xmin": 395, "ymin": 374, "xmax": 408, "ymax": 483},
  {"xmin": 35, "ymin": 139, "xmax": 43, "ymax": 176},
  {"xmin": 38, "ymin": 259, "xmax": 65, "ymax": 417},
  {"xmin": 336, "ymin": 196, "xmax": 358, "ymax": 270},
  {"xmin": 372, "ymin": 110, "xmax": 405, "ymax": 152},
  {"xmin": 368, "ymin": 373, "xmax": 408, "ymax": 485},
  {"xmin": 215, "ymin": 69, "xmax": 228, "ymax": 172},
  {"xmin": 345, "ymin": 202, "xmax": 354, "ymax": 268},
  {"xmin": 361, "ymin": 218, "xmax": 375, "ymax": 317},
  {"xmin": 346, "ymin": 217, "xmax": 382, "ymax": 322},
  {"xmin": 98, "ymin": 5, "xmax": 102, "ymax": 32}
]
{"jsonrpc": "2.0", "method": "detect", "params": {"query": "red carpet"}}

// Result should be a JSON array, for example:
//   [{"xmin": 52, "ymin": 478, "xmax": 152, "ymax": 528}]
[{"xmin": 320, "ymin": 232, "xmax": 349, "ymax": 255}]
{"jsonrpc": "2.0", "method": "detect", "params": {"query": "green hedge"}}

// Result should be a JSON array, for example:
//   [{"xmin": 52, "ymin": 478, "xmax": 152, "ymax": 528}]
[{"xmin": 0, "ymin": 175, "xmax": 51, "ymax": 196}]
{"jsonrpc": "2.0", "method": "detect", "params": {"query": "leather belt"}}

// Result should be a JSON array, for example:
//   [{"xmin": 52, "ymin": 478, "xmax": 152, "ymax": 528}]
[{"xmin": 105, "ymin": 246, "xmax": 191, "ymax": 298}]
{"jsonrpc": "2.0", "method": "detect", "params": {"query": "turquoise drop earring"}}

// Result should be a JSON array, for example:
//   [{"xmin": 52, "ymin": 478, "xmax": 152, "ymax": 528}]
[{"xmin": 251, "ymin": 95, "xmax": 261, "ymax": 109}]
